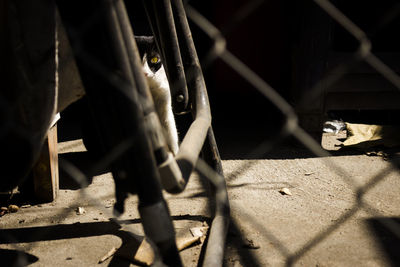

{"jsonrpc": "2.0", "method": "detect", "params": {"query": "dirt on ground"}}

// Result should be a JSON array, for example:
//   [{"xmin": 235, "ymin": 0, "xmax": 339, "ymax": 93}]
[{"xmin": 0, "ymin": 131, "xmax": 399, "ymax": 266}]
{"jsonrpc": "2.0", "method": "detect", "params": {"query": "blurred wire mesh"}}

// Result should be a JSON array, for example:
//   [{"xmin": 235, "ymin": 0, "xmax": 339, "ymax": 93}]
[
  {"xmin": 186, "ymin": 0, "xmax": 400, "ymax": 266},
  {"xmin": 1, "ymin": 0, "xmax": 400, "ymax": 266}
]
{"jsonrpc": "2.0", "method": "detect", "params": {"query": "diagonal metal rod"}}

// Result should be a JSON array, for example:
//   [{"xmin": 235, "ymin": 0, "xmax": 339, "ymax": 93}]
[{"xmin": 142, "ymin": 0, "xmax": 189, "ymax": 113}]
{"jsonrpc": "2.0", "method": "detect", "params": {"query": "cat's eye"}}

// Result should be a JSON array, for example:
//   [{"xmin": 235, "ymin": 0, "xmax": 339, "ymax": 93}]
[{"xmin": 150, "ymin": 56, "xmax": 160, "ymax": 64}]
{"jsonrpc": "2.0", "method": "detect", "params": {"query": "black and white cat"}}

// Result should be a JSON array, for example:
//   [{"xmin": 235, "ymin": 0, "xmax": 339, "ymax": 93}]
[
  {"xmin": 79, "ymin": 36, "xmax": 179, "ymax": 158},
  {"xmin": 135, "ymin": 36, "xmax": 179, "ymax": 156}
]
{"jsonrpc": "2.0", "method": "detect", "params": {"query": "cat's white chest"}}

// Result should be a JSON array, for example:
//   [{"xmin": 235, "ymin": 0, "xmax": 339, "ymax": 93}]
[{"xmin": 143, "ymin": 61, "xmax": 179, "ymax": 155}]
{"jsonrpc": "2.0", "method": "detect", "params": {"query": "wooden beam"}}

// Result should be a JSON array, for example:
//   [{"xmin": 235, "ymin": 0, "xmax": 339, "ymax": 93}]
[{"xmin": 32, "ymin": 125, "xmax": 59, "ymax": 202}]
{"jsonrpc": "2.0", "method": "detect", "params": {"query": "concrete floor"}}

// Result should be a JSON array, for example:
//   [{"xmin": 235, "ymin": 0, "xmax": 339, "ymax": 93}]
[{"xmin": 0, "ymin": 131, "xmax": 399, "ymax": 266}]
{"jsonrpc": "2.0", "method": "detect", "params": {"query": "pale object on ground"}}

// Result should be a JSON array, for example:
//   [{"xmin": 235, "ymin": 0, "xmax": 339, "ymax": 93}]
[
  {"xmin": 98, "ymin": 247, "xmax": 118, "ymax": 264},
  {"xmin": 279, "ymin": 188, "xmax": 292, "ymax": 196},
  {"xmin": 343, "ymin": 123, "xmax": 400, "ymax": 148},
  {"xmin": 8, "ymin": 205, "xmax": 19, "ymax": 213},
  {"xmin": 75, "ymin": 207, "xmax": 86, "ymax": 215},
  {"xmin": 115, "ymin": 227, "xmax": 207, "ymax": 266}
]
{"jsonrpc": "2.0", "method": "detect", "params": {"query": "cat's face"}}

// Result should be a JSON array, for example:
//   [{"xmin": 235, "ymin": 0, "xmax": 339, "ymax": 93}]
[
  {"xmin": 135, "ymin": 36, "xmax": 179, "ymax": 155},
  {"xmin": 135, "ymin": 36, "xmax": 169, "ymax": 90}
]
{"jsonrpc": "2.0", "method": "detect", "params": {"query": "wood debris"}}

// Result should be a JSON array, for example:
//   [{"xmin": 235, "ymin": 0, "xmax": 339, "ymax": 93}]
[
  {"xmin": 117, "ymin": 238, "xmax": 154, "ymax": 266},
  {"xmin": 176, "ymin": 236, "xmax": 201, "ymax": 251},
  {"xmin": 75, "ymin": 207, "xmax": 86, "ymax": 215},
  {"xmin": 279, "ymin": 187, "xmax": 292, "ymax": 196},
  {"xmin": 98, "ymin": 247, "xmax": 117, "ymax": 264},
  {"xmin": 112, "ymin": 224, "xmax": 209, "ymax": 266}
]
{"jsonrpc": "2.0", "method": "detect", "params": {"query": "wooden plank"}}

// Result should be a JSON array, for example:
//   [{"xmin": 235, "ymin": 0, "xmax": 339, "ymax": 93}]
[{"xmin": 32, "ymin": 125, "xmax": 59, "ymax": 202}]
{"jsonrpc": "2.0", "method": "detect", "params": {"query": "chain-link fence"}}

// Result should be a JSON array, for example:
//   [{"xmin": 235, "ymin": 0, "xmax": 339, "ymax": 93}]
[
  {"xmin": 1, "ymin": 0, "xmax": 400, "ymax": 266},
  {"xmin": 187, "ymin": 0, "xmax": 400, "ymax": 266}
]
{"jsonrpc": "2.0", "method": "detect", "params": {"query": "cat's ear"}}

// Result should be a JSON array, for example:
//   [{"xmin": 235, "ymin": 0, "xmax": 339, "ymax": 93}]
[{"xmin": 135, "ymin": 36, "xmax": 154, "ymax": 57}]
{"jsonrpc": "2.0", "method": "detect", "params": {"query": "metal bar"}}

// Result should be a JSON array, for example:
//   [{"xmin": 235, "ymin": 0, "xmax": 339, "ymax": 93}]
[
  {"xmin": 110, "ymin": 2, "xmax": 183, "ymax": 265},
  {"xmin": 196, "ymin": 157, "xmax": 230, "ymax": 267},
  {"xmin": 114, "ymin": 0, "xmax": 153, "ymax": 114},
  {"xmin": 102, "ymin": 0, "xmax": 167, "ymax": 205},
  {"xmin": 141, "ymin": 1, "xmax": 161, "ymax": 53},
  {"xmin": 170, "ymin": 2, "xmax": 230, "ymax": 264},
  {"xmin": 200, "ymin": 128, "xmax": 230, "ymax": 267},
  {"xmin": 142, "ymin": 0, "xmax": 189, "ymax": 114},
  {"xmin": 56, "ymin": 1, "xmax": 182, "ymax": 265},
  {"xmin": 142, "ymin": 0, "xmax": 212, "ymax": 193},
  {"xmin": 170, "ymin": 0, "xmax": 212, "ymax": 189},
  {"xmin": 114, "ymin": 0, "xmax": 170, "ymax": 165},
  {"xmin": 124, "ymin": 2, "xmax": 228, "ymax": 265},
  {"xmin": 171, "ymin": 0, "xmax": 203, "ymax": 91},
  {"xmin": 56, "ymin": 0, "xmax": 165, "ymax": 204}
]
